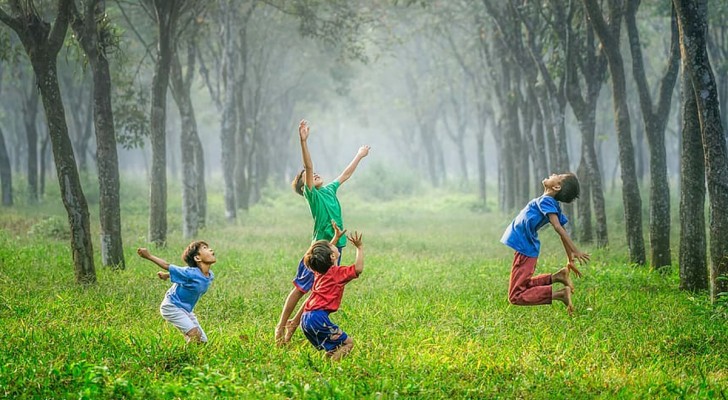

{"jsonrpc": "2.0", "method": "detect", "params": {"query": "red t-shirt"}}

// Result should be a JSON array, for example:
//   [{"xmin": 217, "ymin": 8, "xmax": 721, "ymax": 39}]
[{"xmin": 303, "ymin": 265, "xmax": 359, "ymax": 313}]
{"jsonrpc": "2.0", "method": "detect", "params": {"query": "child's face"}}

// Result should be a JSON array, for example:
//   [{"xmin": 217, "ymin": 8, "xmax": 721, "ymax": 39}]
[
  {"xmin": 196, "ymin": 244, "xmax": 216, "ymax": 265},
  {"xmin": 542, "ymin": 173, "xmax": 568, "ymax": 190},
  {"xmin": 329, "ymin": 244, "xmax": 340, "ymax": 265},
  {"xmin": 313, "ymin": 173, "xmax": 324, "ymax": 188}
]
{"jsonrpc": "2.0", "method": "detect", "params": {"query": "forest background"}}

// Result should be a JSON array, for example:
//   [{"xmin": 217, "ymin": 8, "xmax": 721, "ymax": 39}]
[{"xmin": 0, "ymin": 0, "xmax": 727, "ymax": 398}]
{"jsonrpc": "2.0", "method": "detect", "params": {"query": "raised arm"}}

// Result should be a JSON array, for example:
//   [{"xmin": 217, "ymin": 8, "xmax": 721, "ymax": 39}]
[
  {"xmin": 299, "ymin": 120, "xmax": 314, "ymax": 190},
  {"xmin": 137, "ymin": 248, "xmax": 170, "ymax": 271},
  {"xmin": 336, "ymin": 145, "xmax": 370, "ymax": 185},
  {"xmin": 347, "ymin": 231, "xmax": 364, "ymax": 275}
]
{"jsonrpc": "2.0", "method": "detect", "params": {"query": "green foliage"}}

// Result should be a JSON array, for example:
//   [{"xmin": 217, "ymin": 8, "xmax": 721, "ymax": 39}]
[
  {"xmin": 0, "ymin": 188, "xmax": 726, "ymax": 398},
  {"xmin": 715, "ymin": 275, "xmax": 728, "ymax": 320},
  {"xmin": 114, "ymin": 83, "xmax": 150, "ymax": 150}
]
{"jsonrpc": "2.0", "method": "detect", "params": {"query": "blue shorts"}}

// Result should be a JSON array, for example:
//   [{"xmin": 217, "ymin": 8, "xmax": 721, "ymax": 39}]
[
  {"xmin": 301, "ymin": 310, "xmax": 348, "ymax": 352},
  {"xmin": 293, "ymin": 247, "xmax": 343, "ymax": 293}
]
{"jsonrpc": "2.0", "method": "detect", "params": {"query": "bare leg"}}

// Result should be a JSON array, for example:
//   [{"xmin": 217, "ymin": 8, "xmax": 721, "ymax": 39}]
[
  {"xmin": 552, "ymin": 286, "xmax": 574, "ymax": 315},
  {"xmin": 285, "ymin": 304, "xmax": 306, "ymax": 342},
  {"xmin": 276, "ymin": 288, "xmax": 304, "ymax": 345},
  {"xmin": 327, "ymin": 337, "xmax": 354, "ymax": 361},
  {"xmin": 551, "ymin": 267, "xmax": 574, "ymax": 292}
]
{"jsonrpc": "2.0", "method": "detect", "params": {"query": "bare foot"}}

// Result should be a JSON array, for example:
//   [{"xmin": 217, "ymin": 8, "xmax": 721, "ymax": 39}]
[
  {"xmin": 275, "ymin": 325, "xmax": 285, "ymax": 346},
  {"xmin": 553, "ymin": 286, "xmax": 574, "ymax": 315},
  {"xmin": 284, "ymin": 319, "xmax": 298, "ymax": 342},
  {"xmin": 552, "ymin": 267, "xmax": 575, "ymax": 293}
]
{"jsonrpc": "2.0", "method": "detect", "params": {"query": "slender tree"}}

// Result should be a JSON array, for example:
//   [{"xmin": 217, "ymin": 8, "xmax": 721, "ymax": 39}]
[
  {"xmin": 678, "ymin": 54, "xmax": 707, "ymax": 291},
  {"xmin": 583, "ymin": 0, "xmax": 646, "ymax": 265},
  {"xmin": 551, "ymin": 0, "xmax": 609, "ymax": 246},
  {"xmin": 70, "ymin": 0, "xmax": 126, "ymax": 268},
  {"xmin": 170, "ymin": 7, "xmax": 207, "ymax": 238},
  {"xmin": 626, "ymin": 0, "xmax": 680, "ymax": 269},
  {"xmin": 0, "ymin": 63, "xmax": 12, "ymax": 206},
  {"xmin": 147, "ymin": 0, "xmax": 188, "ymax": 246},
  {"xmin": 0, "ymin": 0, "xmax": 96, "ymax": 284},
  {"xmin": 674, "ymin": 0, "xmax": 728, "ymax": 300}
]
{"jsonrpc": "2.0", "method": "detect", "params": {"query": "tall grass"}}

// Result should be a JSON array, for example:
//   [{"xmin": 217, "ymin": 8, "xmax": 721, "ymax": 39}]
[{"xmin": 0, "ymin": 181, "xmax": 725, "ymax": 399}]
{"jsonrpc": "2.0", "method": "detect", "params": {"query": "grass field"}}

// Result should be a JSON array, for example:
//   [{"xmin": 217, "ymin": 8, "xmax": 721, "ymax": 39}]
[{"xmin": 0, "ymin": 180, "xmax": 726, "ymax": 399}]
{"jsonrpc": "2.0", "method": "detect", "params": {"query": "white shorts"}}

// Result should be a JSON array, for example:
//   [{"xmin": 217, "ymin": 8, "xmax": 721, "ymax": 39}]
[{"xmin": 160, "ymin": 298, "xmax": 208, "ymax": 342}]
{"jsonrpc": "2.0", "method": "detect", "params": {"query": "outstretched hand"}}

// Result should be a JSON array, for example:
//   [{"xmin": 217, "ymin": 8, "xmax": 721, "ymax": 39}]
[
  {"xmin": 137, "ymin": 248, "xmax": 151, "ymax": 260},
  {"xmin": 347, "ymin": 231, "xmax": 363, "ymax": 248},
  {"xmin": 299, "ymin": 120, "xmax": 310, "ymax": 141},
  {"xmin": 573, "ymin": 251, "xmax": 590, "ymax": 265},
  {"xmin": 331, "ymin": 220, "xmax": 347, "ymax": 242},
  {"xmin": 357, "ymin": 145, "xmax": 371, "ymax": 158}
]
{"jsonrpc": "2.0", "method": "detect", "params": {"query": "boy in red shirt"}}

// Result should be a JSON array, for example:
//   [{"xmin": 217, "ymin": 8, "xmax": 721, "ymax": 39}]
[{"xmin": 300, "ymin": 224, "xmax": 364, "ymax": 361}]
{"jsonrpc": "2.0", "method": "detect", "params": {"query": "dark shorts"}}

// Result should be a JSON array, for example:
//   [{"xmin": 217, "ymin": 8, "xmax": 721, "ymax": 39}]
[
  {"xmin": 292, "ymin": 246, "xmax": 343, "ymax": 293},
  {"xmin": 301, "ymin": 309, "xmax": 348, "ymax": 352}
]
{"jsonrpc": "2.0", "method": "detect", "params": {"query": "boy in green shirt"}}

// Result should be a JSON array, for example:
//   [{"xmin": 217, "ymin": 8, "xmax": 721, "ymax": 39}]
[{"xmin": 275, "ymin": 119, "xmax": 370, "ymax": 345}]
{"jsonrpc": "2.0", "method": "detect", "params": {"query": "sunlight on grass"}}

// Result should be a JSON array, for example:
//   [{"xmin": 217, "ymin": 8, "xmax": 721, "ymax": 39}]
[{"xmin": 0, "ymin": 187, "xmax": 725, "ymax": 398}]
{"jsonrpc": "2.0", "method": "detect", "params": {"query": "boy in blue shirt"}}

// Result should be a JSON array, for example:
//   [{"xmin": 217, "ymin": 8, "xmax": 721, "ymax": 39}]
[
  {"xmin": 501, "ymin": 173, "xmax": 590, "ymax": 314},
  {"xmin": 275, "ymin": 119, "xmax": 370, "ymax": 345},
  {"xmin": 137, "ymin": 241, "xmax": 216, "ymax": 343}
]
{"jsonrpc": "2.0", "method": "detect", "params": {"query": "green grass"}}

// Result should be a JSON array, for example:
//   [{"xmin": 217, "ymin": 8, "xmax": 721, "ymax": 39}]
[{"xmin": 0, "ymin": 184, "xmax": 726, "ymax": 399}]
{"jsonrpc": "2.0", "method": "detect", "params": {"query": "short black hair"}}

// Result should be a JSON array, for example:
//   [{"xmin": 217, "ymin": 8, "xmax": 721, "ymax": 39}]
[
  {"xmin": 554, "ymin": 173, "xmax": 580, "ymax": 203},
  {"xmin": 303, "ymin": 240, "xmax": 335, "ymax": 274},
  {"xmin": 182, "ymin": 240, "xmax": 208, "ymax": 268},
  {"xmin": 291, "ymin": 169, "xmax": 305, "ymax": 196}
]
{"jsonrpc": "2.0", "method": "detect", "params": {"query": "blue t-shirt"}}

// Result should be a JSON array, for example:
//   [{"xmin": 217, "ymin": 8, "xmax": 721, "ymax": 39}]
[
  {"xmin": 500, "ymin": 195, "xmax": 568, "ymax": 258},
  {"xmin": 164, "ymin": 265, "xmax": 214, "ymax": 313}
]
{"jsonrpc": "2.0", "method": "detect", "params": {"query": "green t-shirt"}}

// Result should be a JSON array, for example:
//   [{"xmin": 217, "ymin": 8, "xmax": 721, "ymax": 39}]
[{"xmin": 303, "ymin": 180, "xmax": 346, "ymax": 248}]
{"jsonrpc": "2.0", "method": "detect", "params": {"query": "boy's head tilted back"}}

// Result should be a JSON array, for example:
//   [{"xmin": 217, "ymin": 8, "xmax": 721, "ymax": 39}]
[
  {"xmin": 554, "ymin": 173, "xmax": 580, "ymax": 203},
  {"xmin": 292, "ymin": 169, "xmax": 306, "ymax": 196},
  {"xmin": 304, "ymin": 240, "xmax": 337, "ymax": 274},
  {"xmin": 182, "ymin": 240, "xmax": 210, "ymax": 268}
]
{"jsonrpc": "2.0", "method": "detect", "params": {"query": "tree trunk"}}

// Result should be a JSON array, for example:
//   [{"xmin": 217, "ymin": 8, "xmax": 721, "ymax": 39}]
[
  {"xmin": 39, "ymin": 130, "xmax": 49, "ymax": 197},
  {"xmin": 220, "ymin": 4, "xmax": 238, "ymax": 222},
  {"xmin": 584, "ymin": 0, "xmax": 646, "ymax": 265},
  {"xmin": 626, "ymin": 0, "xmax": 680, "ymax": 269},
  {"xmin": 678, "ymin": 59, "xmax": 708, "ymax": 291},
  {"xmin": 0, "ymin": 126, "xmax": 12, "ymax": 206},
  {"xmin": 1, "ymin": 0, "xmax": 96, "ymax": 284},
  {"xmin": 23, "ymin": 85, "xmax": 39, "ymax": 203},
  {"xmin": 475, "ymin": 104, "xmax": 488, "ymax": 207},
  {"xmin": 148, "ymin": 2, "xmax": 180, "ymax": 247},
  {"xmin": 555, "ymin": 0, "xmax": 608, "ymax": 247},
  {"xmin": 170, "ymin": 38, "xmax": 205, "ymax": 239},
  {"xmin": 71, "ymin": 0, "xmax": 126, "ymax": 268},
  {"xmin": 674, "ymin": 0, "xmax": 728, "ymax": 300}
]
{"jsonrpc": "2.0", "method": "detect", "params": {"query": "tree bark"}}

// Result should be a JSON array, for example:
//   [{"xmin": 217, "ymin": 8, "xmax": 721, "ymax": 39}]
[
  {"xmin": 0, "ymin": 126, "xmax": 12, "ymax": 206},
  {"xmin": 584, "ymin": 0, "xmax": 646, "ymax": 265},
  {"xmin": 170, "ymin": 36, "xmax": 206, "ymax": 239},
  {"xmin": 220, "ymin": 1, "xmax": 238, "ymax": 222},
  {"xmin": 22, "ymin": 82, "xmax": 39, "ymax": 203},
  {"xmin": 674, "ymin": 0, "xmax": 728, "ymax": 300},
  {"xmin": 0, "ymin": 66, "xmax": 12, "ymax": 207},
  {"xmin": 626, "ymin": 0, "xmax": 680, "ymax": 269},
  {"xmin": 148, "ymin": 0, "xmax": 181, "ymax": 247},
  {"xmin": 678, "ymin": 58, "xmax": 708, "ymax": 291},
  {"xmin": 71, "ymin": 0, "xmax": 126, "ymax": 269}
]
